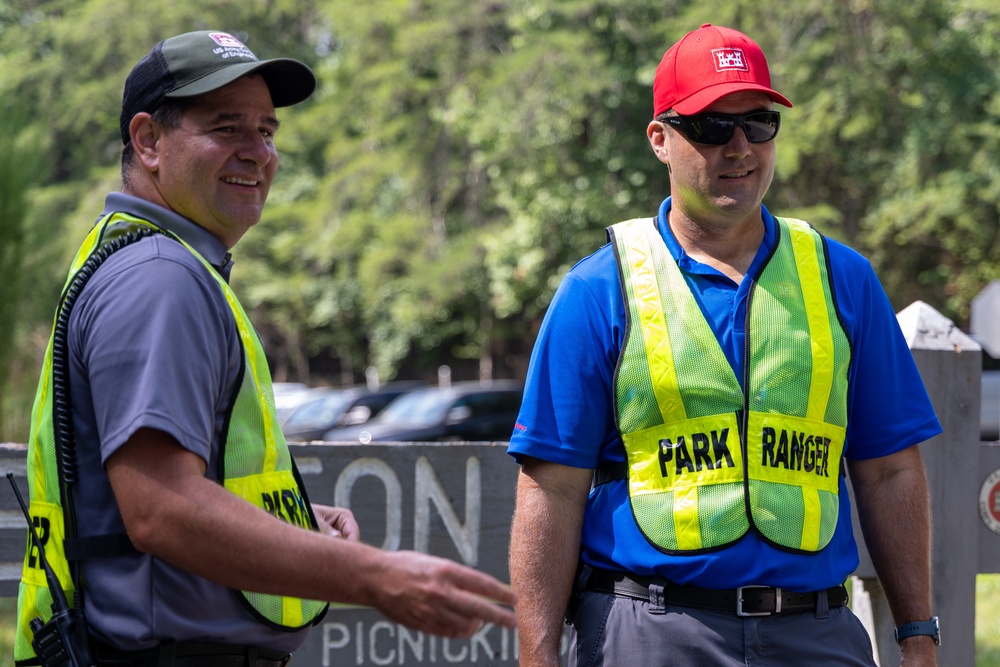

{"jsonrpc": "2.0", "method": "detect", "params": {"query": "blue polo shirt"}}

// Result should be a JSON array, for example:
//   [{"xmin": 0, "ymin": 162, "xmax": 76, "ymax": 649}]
[
  {"xmin": 508, "ymin": 197, "xmax": 942, "ymax": 591},
  {"xmin": 69, "ymin": 193, "xmax": 311, "ymax": 651}
]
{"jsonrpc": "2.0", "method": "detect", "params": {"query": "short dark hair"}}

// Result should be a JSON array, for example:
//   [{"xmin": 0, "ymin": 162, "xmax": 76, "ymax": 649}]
[
  {"xmin": 654, "ymin": 110, "xmax": 676, "ymax": 124},
  {"xmin": 120, "ymin": 97, "xmax": 192, "ymax": 185}
]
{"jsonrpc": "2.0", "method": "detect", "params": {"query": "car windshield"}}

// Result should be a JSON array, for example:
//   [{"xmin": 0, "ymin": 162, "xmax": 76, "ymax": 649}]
[
  {"xmin": 373, "ymin": 388, "xmax": 457, "ymax": 428},
  {"xmin": 284, "ymin": 392, "xmax": 355, "ymax": 429}
]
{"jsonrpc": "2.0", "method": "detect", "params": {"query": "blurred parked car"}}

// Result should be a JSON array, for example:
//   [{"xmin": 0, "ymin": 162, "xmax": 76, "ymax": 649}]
[
  {"xmin": 272, "ymin": 382, "xmax": 314, "ymax": 424},
  {"xmin": 281, "ymin": 382, "xmax": 425, "ymax": 442},
  {"xmin": 322, "ymin": 380, "xmax": 523, "ymax": 443},
  {"xmin": 983, "ymin": 370, "xmax": 1000, "ymax": 441}
]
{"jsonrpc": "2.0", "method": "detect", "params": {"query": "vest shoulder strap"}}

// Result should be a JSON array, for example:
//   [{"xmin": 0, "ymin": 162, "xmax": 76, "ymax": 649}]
[{"xmin": 594, "ymin": 461, "xmax": 627, "ymax": 486}]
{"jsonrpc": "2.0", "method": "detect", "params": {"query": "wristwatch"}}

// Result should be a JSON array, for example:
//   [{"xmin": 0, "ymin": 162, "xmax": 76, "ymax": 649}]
[{"xmin": 894, "ymin": 617, "xmax": 940, "ymax": 645}]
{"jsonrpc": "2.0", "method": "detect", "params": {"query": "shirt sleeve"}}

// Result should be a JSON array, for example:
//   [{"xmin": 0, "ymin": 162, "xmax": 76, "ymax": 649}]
[
  {"xmin": 832, "ymin": 244, "xmax": 943, "ymax": 459},
  {"xmin": 69, "ymin": 236, "xmax": 239, "ymax": 466},
  {"xmin": 508, "ymin": 249, "xmax": 623, "ymax": 468}
]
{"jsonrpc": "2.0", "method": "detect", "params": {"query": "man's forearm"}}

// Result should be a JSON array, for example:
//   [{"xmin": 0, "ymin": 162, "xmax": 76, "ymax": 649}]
[
  {"xmin": 849, "ymin": 446, "xmax": 938, "ymax": 665},
  {"xmin": 509, "ymin": 459, "xmax": 592, "ymax": 667},
  {"xmin": 108, "ymin": 427, "xmax": 518, "ymax": 636}
]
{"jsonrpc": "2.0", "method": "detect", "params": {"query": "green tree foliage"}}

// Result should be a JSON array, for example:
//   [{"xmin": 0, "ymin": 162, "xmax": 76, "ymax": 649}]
[
  {"xmin": 0, "ymin": 100, "xmax": 47, "ymax": 439},
  {"xmin": 759, "ymin": 0, "xmax": 1000, "ymax": 316},
  {"xmin": 2, "ymin": 0, "xmax": 999, "ymax": 433},
  {"xmin": 254, "ymin": 0, "xmax": 682, "ymax": 381}
]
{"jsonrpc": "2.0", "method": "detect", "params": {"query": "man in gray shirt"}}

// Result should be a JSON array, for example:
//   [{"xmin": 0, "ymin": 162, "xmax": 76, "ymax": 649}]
[{"xmin": 16, "ymin": 30, "xmax": 515, "ymax": 666}]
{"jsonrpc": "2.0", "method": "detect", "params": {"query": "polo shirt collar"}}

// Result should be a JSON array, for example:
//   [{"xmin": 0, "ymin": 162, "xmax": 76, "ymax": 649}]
[
  {"xmin": 100, "ymin": 193, "xmax": 234, "ymax": 275},
  {"xmin": 655, "ymin": 196, "xmax": 777, "ymax": 279}
]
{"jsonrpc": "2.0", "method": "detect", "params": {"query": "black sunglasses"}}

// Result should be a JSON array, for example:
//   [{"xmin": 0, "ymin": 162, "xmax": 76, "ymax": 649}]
[{"xmin": 665, "ymin": 110, "xmax": 781, "ymax": 145}]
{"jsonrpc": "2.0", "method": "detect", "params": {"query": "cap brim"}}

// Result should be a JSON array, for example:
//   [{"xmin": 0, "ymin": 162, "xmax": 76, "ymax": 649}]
[
  {"xmin": 672, "ymin": 83, "xmax": 793, "ymax": 115},
  {"xmin": 165, "ymin": 58, "xmax": 316, "ymax": 107}
]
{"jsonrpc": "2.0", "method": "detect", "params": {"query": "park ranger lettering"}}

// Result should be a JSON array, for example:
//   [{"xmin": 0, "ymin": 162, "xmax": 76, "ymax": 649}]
[
  {"xmin": 657, "ymin": 428, "xmax": 736, "ymax": 476},
  {"xmin": 760, "ymin": 426, "xmax": 832, "ymax": 477}
]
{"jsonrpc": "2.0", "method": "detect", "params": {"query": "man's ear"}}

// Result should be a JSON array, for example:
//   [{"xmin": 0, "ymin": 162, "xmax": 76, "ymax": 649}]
[
  {"xmin": 129, "ymin": 113, "xmax": 162, "ymax": 172},
  {"xmin": 647, "ymin": 120, "xmax": 670, "ymax": 165}
]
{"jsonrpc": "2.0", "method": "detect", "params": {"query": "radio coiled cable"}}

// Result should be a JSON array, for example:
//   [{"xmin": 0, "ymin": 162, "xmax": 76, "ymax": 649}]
[{"xmin": 48, "ymin": 225, "xmax": 162, "ymax": 635}]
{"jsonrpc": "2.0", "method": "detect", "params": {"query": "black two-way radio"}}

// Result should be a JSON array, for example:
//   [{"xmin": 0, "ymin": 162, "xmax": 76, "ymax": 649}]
[{"xmin": 6, "ymin": 472, "xmax": 94, "ymax": 667}]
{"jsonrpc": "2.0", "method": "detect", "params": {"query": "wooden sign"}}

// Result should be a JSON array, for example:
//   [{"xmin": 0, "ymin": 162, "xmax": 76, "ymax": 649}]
[{"xmin": 0, "ymin": 441, "xmax": 563, "ymax": 665}]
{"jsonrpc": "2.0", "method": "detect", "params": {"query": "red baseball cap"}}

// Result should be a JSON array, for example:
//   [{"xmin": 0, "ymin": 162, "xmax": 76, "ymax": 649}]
[{"xmin": 653, "ymin": 24, "xmax": 792, "ymax": 117}]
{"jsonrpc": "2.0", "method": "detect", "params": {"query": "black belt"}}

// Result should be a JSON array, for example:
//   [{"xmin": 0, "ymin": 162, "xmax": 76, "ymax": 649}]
[
  {"xmin": 91, "ymin": 639, "xmax": 292, "ymax": 667},
  {"xmin": 585, "ymin": 567, "xmax": 848, "ymax": 617}
]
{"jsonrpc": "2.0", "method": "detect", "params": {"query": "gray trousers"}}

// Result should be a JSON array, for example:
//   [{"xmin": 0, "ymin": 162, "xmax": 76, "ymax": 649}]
[{"xmin": 568, "ymin": 589, "xmax": 878, "ymax": 667}]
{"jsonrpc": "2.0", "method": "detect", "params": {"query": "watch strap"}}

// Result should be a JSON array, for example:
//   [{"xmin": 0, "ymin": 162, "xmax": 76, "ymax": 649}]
[{"xmin": 894, "ymin": 617, "xmax": 940, "ymax": 645}]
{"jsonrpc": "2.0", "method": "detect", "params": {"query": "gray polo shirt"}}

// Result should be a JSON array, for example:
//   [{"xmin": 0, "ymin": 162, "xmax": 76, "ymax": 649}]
[{"xmin": 68, "ymin": 192, "xmax": 311, "ymax": 651}]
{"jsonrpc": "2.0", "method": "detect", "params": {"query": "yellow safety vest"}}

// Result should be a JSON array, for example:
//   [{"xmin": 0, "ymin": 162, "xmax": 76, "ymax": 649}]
[
  {"xmin": 16, "ymin": 212, "xmax": 327, "ymax": 662},
  {"xmin": 609, "ymin": 216, "xmax": 851, "ymax": 554}
]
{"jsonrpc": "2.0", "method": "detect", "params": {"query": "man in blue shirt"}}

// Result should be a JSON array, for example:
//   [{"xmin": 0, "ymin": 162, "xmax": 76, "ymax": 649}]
[{"xmin": 508, "ymin": 24, "xmax": 940, "ymax": 667}]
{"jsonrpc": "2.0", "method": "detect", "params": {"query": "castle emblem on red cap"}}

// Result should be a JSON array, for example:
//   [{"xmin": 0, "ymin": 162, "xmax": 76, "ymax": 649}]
[{"xmin": 712, "ymin": 48, "xmax": 749, "ymax": 72}]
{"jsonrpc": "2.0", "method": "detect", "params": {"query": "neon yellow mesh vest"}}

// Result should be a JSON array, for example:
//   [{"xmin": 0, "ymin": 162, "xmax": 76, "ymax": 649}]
[
  {"xmin": 609, "ymin": 216, "xmax": 851, "ymax": 555},
  {"xmin": 16, "ymin": 212, "xmax": 327, "ymax": 662}
]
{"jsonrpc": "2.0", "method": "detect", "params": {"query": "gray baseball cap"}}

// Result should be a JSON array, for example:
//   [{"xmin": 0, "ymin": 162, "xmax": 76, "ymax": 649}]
[{"xmin": 120, "ymin": 30, "xmax": 316, "ymax": 144}]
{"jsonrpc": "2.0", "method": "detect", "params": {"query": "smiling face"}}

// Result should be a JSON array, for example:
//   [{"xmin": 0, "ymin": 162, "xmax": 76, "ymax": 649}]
[
  {"xmin": 134, "ymin": 75, "xmax": 280, "ymax": 247},
  {"xmin": 648, "ymin": 91, "xmax": 776, "ymax": 235}
]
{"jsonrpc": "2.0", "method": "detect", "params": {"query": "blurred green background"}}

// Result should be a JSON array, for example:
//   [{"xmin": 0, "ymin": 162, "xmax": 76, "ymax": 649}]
[
  {"xmin": 983, "ymin": 575, "xmax": 1000, "ymax": 665},
  {"xmin": 4, "ymin": 0, "xmax": 1000, "ymax": 439}
]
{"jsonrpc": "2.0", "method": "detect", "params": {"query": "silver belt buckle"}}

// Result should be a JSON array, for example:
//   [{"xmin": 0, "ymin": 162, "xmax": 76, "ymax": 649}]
[{"xmin": 736, "ymin": 585, "xmax": 780, "ymax": 616}]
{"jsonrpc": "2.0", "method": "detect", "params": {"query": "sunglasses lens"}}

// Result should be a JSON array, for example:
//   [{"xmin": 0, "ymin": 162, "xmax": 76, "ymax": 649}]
[
  {"xmin": 743, "ymin": 112, "xmax": 780, "ymax": 143},
  {"xmin": 694, "ymin": 117, "xmax": 736, "ymax": 144}
]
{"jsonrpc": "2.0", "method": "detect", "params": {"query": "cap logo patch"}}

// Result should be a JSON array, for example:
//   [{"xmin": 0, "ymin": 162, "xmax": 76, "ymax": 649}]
[
  {"xmin": 208, "ymin": 32, "xmax": 257, "ymax": 61},
  {"xmin": 712, "ymin": 48, "xmax": 748, "ymax": 72}
]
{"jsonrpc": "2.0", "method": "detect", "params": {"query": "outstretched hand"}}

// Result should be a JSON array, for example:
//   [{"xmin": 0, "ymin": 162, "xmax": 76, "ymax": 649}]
[
  {"xmin": 312, "ymin": 503, "xmax": 361, "ymax": 541},
  {"xmin": 372, "ymin": 550, "xmax": 517, "ymax": 638}
]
